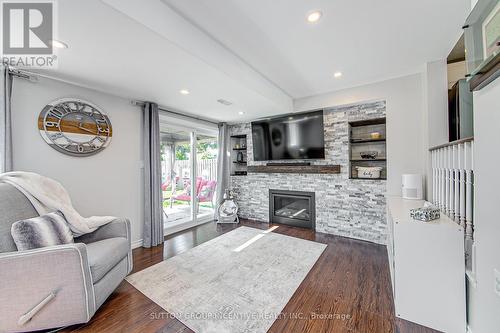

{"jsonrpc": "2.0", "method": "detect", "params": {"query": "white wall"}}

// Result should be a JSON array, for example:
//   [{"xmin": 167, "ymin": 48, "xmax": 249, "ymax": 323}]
[
  {"xmin": 294, "ymin": 74, "xmax": 425, "ymax": 196},
  {"xmin": 422, "ymin": 60, "xmax": 450, "ymax": 199},
  {"xmin": 11, "ymin": 77, "xmax": 144, "ymax": 244},
  {"xmin": 467, "ymin": 78, "xmax": 500, "ymax": 333},
  {"xmin": 424, "ymin": 60, "xmax": 450, "ymax": 148}
]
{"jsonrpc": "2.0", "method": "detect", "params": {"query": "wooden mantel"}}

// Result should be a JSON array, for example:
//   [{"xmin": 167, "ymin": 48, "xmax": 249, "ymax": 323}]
[{"xmin": 247, "ymin": 164, "xmax": 341, "ymax": 174}]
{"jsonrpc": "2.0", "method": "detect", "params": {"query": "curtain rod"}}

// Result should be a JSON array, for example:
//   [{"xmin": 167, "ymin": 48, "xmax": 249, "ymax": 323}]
[
  {"xmin": 131, "ymin": 100, "xmax": 219, "ymax": 126},
  {"xmin": 7, "ymin": 66, "xmax": 131, "ymax": 100},
  {"xmin": 8, "ymin": 68, "xmax": 39, "ymax": 82}
]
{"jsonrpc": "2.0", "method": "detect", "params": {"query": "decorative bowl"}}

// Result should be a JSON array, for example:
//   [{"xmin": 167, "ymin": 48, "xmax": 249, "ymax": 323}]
[{"xmin": 360, "ymin": 151, "xmax": 379, "ymax": 159}]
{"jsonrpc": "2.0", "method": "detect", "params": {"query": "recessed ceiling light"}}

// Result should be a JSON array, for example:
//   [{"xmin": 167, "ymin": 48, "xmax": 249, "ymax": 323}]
[
  {"xmin": 334, "ymin": 72, "xmax": 343, "ymax": 78},
  {"xmin": 217, "ymin": 99, "xmax": 233, "ymax": 106},
  {"xmin": 238, "ymin": 111, "xmax": 244, "ymax": 115},
  {"xmin": 49, "ymin": 40, "xmax": 68, "ymax": 49},
  {"xmin": 180, "ymin": 89, "xmax": 190, "ymax": 95},
  {"xmin": 307, "ymin": 11, "xmax": 322, "ymax": 23}
]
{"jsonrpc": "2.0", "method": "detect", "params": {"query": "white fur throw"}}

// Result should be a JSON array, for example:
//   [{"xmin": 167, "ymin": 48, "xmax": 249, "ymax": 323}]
[
  {"xmin": 0, "ymin": 172, "xmax": 115, "ymax": 236},
  {"xmin": 11, "ymin": 211, "xmax": 74, "ymax": 251}
]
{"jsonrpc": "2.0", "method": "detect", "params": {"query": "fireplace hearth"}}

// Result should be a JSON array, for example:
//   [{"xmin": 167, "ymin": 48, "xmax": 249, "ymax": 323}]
[{"xmin": 269, "ymin": 189, "xmax": 315, "ymax": 229}]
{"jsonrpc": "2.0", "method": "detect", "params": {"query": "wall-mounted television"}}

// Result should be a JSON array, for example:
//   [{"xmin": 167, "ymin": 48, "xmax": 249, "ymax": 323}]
[{"xmin": 251, "ymin": 110, "xmax": 325, "ymax": 161}]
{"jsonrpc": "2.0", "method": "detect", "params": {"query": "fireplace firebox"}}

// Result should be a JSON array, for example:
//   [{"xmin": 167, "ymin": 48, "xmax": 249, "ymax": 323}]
[{"xmin": 269, "ymin": 189, "xmax": 315, "ymax": 229}]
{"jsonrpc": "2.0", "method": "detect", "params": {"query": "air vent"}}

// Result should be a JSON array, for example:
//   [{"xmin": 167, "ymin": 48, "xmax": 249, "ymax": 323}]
[{"xmin": 217, "ymin": 99, "xmax": 233, "ymax": 106}]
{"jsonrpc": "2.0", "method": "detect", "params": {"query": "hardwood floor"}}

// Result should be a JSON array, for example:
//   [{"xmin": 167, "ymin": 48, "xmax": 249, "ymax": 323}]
[{"xmin": 61, "ymin": 220, "xmax": 440, "ymax": 333}]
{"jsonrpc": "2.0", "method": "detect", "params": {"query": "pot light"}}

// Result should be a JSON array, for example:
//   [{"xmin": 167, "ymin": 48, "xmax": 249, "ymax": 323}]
[
  {"xmin": 238, "ymin": 111, "xmax": 245, "ymax": 115},
  {"xmin": 334, "ymin": 72, "xmax": 343, "ymax": 78},
  {"xmin": 49, "ymin": 40, "xmax": 68, "ymax": 49},
  {"xmin": 217, "ymin": 99, "xmax": 233, "ymax": 106},
  {"xmin": 180, "ymin": 89, "xmax": 190, "ymax": 95},
  {"xmin": 307, "ymin": 11, "xmax": 322, "ymax": 23}
]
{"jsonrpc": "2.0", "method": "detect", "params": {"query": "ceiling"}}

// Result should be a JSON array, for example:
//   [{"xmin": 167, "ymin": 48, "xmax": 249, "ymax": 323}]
[
  {"xmin": 35, "ymin": 0, "xmax": 468, "ymax": 122},
  {"xmin": 164, "ymin": 0, "xmax": 468, "ymax": 98}
]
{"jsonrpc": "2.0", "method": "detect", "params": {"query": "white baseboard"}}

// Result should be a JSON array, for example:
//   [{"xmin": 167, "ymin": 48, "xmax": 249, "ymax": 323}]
[
  {"xmin": 131, "ymin": 239, "xmax": 143, "ymax": 249},
  {"xmin": 132, "ymin": 218, "xmax": 214, "ymax": 249},
  {"xmin": 164, "ymin": 217, "xmax": 213, "ymax": 236}
]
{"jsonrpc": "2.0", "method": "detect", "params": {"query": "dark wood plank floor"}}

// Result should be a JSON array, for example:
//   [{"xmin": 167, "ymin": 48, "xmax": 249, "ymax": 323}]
[{"xmin": 61, "ymin": 220, "xmax": 440, "ymax": 333}]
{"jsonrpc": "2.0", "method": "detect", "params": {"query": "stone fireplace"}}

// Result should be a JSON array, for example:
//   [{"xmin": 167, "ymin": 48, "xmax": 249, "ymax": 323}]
[
  {"xmin": 269, "ymin": 189, "xmax": 315, "ymax": 229},
  {"xmin": 228, "ymin": 100, "xmax": 388, "ymax": 244}
]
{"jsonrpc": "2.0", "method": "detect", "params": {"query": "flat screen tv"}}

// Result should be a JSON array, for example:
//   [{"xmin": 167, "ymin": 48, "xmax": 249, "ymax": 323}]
[{"xmin": 251, "ymin": 110, "xmax": 325, "ymax": 161}]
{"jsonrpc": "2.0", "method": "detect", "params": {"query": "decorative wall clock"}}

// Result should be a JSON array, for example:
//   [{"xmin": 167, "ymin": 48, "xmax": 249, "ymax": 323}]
[{"xmin": 38, "ymin": 98, "xmax": 112, "ymax": 156}]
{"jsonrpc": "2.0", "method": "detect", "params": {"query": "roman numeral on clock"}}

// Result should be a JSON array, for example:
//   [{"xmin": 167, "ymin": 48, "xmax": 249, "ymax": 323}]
[
  {"xmin": 48, "ymin": 106, "xmax": 69, "ymax": 120},
  {"xmin": 49, "ymin": 133, "xmax": 63, "ymax": 140}
]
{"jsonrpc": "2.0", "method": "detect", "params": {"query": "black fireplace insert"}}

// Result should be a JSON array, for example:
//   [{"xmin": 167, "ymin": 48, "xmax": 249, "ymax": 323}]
[{"xmin": 269, "ymin": 189, "xmax": 315, "ymax": 229}]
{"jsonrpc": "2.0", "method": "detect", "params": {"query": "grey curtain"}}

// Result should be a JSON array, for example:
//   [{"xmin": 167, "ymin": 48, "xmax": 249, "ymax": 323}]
[
  {"xmin": 0, "ymin": 66, "xmax": 13, "ymax": 173},
  {"xmin": 215, "ymin": 123, "xmax": 230, "ymax": 218},
  {"xmin": 142, "ymin": 102, "xmax": 163, "ymax": 248}
]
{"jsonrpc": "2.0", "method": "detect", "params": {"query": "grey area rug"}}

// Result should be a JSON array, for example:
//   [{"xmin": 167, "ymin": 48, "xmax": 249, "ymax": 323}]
[{"xmin": 126, "ymin": 226, "xmax": 326, "ymax": 333}]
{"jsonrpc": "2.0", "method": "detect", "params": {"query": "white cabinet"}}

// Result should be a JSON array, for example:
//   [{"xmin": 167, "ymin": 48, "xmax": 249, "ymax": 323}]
[{"xmin": 386, "ymin": 197, "xmax": 466, "ymax": 333}]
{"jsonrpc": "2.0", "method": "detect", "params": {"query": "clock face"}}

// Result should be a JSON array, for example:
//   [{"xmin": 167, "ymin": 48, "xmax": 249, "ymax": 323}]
[{"xmin": 38, "ymin": 98, "xmax": 112, "ymax": 156}]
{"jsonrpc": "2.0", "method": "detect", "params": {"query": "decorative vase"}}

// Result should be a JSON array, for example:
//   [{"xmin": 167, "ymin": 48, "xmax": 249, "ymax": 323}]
[{"xmin": 237, "ymin": 151, "xmax": 244, "ymax": 163}]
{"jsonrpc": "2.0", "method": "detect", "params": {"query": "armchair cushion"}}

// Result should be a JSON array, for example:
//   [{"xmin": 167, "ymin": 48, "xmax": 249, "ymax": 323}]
[
  {"xmin": 75, "ymin": 218, "xmax": 130, "ymax": 244},
  {"xmin": 0, "ymin": 183, "xmax": 38, "ymax": 253},
  {"xmin": 86, "ymin": 237, "xmax": 129, "ymax": 283},
  {"xmin": 11, "ymin": 211, "xmax": 74, "ymax": 251}
]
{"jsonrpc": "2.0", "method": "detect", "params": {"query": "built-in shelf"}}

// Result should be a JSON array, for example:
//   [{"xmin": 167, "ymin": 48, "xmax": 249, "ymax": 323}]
[
  {"xmin": 349, "ymin": 177, "xmax": 387, "ymax": 180},
  {"xmin": 349, "ymin": 117, "xmax": 387, "ymax": 180},
  {"xmin": 350, "ymin": 138, "xmax": 386, "ymax": 144},
  {"xmin": 349, "ymin": 118, "xmax": 387, "ymax": 127},
  {"xmin": 248, "ymin": 164, "xmax": 340, "ymax": 174},
  {"xmin": 230, "ymin": 134, "xmax": 248, "ymax": 176}
]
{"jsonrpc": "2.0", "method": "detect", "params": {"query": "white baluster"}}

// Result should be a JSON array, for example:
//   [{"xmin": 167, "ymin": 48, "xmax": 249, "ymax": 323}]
[
  {"xmin": 465, "ymin": 142, "xmax": 473, "ymax": 241},
  {"xmin": 445, "ymin": 147, "xmax": 450, "ymax": 215},
  {"xmin": 453, "ymin": 145, "xmax": 460, "ymax": 223},
  {"xmin": 459, "ymin": 143, "xmax": 466, "ymax": 230},
  {"xmin": 440, "ymin": 148, "xmax": 446, "ymax": 212},
  {"xmin": 437, "ymin": 149, "xmax": 442, "ymax": 210},
  {"xmin": 432, "ymin": 151, "xmax": 437, "ymax": 204},
  {"xmin": 448, "ymin": 146, "xmax": 455, "ymax": 219}
]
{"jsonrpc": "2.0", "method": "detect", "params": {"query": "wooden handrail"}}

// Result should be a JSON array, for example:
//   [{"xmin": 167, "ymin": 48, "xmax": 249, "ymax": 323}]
[{"xmin": 429, "ymin": 137, "xmax": 474, "ymax": 151}]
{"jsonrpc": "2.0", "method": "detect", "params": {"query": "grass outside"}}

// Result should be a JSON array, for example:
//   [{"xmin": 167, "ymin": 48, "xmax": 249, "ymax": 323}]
[{"xmin": 162, "ymin": 189, "xmax": 213, "ymax": 208}]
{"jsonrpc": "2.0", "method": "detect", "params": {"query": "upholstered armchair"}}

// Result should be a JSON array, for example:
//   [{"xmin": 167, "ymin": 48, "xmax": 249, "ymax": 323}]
[{"xmin": 0, "ymin": 183, "xmax": 133, "ymax": 332}]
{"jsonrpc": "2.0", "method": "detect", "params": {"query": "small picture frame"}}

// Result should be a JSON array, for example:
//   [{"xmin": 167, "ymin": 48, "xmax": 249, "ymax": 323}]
[{"xmin": 482, "ymin": 1, "xmax": 500, "ymax": 59}]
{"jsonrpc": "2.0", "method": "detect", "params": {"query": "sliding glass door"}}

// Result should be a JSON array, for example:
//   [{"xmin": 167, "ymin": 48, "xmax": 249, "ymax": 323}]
[
  {"xmin": 195, "ymin": 133, "xmax": 218, "ymax": 221},
  {"xmin": 160, "ymin": 128, "xmax": 193, "ymax": 226},
  {"xmin": 159, "ymin": 115, "xmax": 218, "ymax": 234}
]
